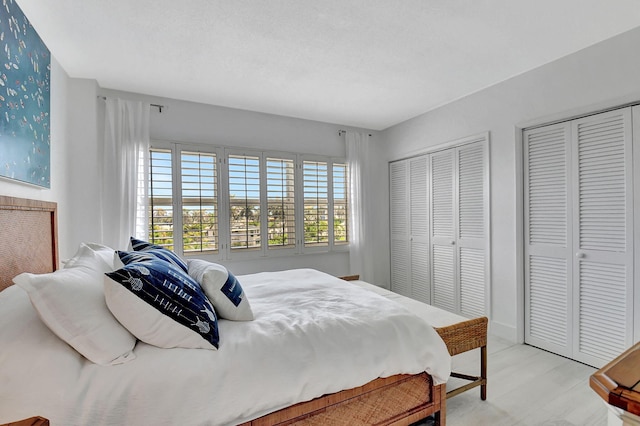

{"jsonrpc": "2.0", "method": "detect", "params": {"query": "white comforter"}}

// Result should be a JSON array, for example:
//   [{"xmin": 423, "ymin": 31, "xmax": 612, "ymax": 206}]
[{"xmin": 0, "ymin": 268, "xmax": 450, "ymax": 426}]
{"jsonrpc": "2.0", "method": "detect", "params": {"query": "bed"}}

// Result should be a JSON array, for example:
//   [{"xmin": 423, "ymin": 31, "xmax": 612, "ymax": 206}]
[
  {"xmin": 0, "ymin": 196, "xmax": 450, "ymax": 426},
  {"xmin": 341, "ymin": 278, "xmax": 488, "ymax": 400}
]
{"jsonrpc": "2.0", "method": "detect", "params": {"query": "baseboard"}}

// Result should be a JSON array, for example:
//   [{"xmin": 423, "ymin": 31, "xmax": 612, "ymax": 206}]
[{"xmin": 488, "ymin": 320, "xmax": 519, "ymax": 343}]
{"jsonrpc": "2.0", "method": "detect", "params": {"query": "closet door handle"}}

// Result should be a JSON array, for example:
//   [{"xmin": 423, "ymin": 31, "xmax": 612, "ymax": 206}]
[
  {"xmin": 450, "ymin": 240, "xmax": 456, "ymax": 245},
  {"xmin": 576, "ymin": 252, "xmax": 585, "ymax": 259}
]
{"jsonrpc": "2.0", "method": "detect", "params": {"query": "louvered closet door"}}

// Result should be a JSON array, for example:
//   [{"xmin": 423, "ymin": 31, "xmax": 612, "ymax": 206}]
[
  {"xmin": 457, "ymin": 142, "xmax": 487, "ymax": 318},
  {"xmin": 431, "ymin": 149, "xmax": 457, "ymax": 312},
  {"xmin": 524, "ymin": 107, "xmax": 633, "ymax": 368},
  {"xmin": 524, "ymin": 122, "xmax": 573, "ymax": 358},
  {"xmin": 571, "ymin": 108, "xmax": 633, "ymax": 367},
  {"xmin": 409, "ymin": 156, "xmax": 430, "ymax": 304},
  {"xmin": 389, "ymin": 160, "xmax": 411, "ymax": 297}
]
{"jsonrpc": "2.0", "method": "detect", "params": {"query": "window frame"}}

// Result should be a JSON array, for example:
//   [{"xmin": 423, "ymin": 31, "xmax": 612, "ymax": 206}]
[
  {"xmin": 180, "ymin": 147, "xmax": 220, "ymax": 257},
  {"xmin": 148, "ymin": 140, "xmax": 348, "ymax": 261},
  {"xmin": 300, "ymin": 155, "xmax": 350, "ymax": 254},
  {"xmin": 264, "ymin": 152, "xmax": 298, "ymax": 254}
]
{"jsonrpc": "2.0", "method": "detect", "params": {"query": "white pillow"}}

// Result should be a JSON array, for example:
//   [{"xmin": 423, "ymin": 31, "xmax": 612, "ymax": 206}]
[
  {"xmin": 187, "ymin": 259, "xmax": 254, "ymax": 321},
  {"xmin": 85, "ymin": 243, "xmax": 117, "ymax": 270},
  {"xmin": 13, "ymin": 243, "xmax": 137, "ymax": 365},
  {"xmin": 65, "ymin": 242, "xmax": 116, "ymax": 270}
]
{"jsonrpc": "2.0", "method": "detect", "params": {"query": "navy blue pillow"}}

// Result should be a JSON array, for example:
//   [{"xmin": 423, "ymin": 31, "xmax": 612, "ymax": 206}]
[
  {"xmin": 130, "ymin": 237, "xmax": 188, "ymax": 273},
  {"xmin": 117, "ymin": 250, "xmax": 155, "ymax": 265},
  {"xmin": 105, "ymin": 257, "xmax": 219, "ymax": 349}
]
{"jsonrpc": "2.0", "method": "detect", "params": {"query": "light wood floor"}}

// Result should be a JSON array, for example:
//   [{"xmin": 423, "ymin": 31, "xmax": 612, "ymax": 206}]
[{"xmin": 436, "ymin": 335, "xmax": 608, "ymax": 426}]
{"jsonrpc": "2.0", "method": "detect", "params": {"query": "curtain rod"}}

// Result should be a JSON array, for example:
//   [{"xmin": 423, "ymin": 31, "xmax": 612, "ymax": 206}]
[
  {"xmin": 338, "ymin": 129, "xmax": 372, "ymax": 137},
  {"xmin": 97, "ymin": 96, "xmax": 165, "ymax": 113}
]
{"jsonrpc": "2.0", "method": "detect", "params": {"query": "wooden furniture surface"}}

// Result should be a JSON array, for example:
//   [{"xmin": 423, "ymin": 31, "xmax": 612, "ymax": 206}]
[
  {"xmin": 0, "ymin": 197, "xmax": 445, "ymax": 426},
  {"xmin": 2, "ymin": 418, "xmax": 49, "ymax": 426},
  {"xmin": 591, "ymin": 341, "xmax": 640, "ymax": 416},
  {"xmin": 339, "ymin": 275, "xmax": 488, "ymax": 400}
]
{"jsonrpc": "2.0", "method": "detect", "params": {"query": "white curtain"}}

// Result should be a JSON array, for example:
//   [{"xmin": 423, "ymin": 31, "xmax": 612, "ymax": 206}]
[
  {"xmin": 101, "ymin": 98, "xmax": 150, "ymax": 250},
  {"xmin": 346, "ymin": 131, "xmax": 374, "ymax": 282}
]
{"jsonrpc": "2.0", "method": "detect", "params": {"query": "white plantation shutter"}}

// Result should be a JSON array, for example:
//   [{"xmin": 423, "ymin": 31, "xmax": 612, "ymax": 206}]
[
  {"xmin": 524, "ymin": 123, "xmax": 572, "ymax": 357},
  {"xmin": 148, "ymin": 148, "xmax": 175, "ymax": 249},
  {"xmin": 431, "ymin": 149, "xmax": 456, "ymax": 312},
  {"xmin": 228, "ymin": 154, "xmax": 261, "ymax": 251},
  {"xmin": 572, "ymin": 109, "xmax": 633, "ymax": 367},
  {"xmin": 524, "ymin": 107, "xmax": 634, "ymax": 368},
  {"xmin": 303, "ymin": 160, "xmax": 329, "ymax": 247},
  {"xmin": 266, "ymin": 157, "xmax": 296, "ymax": 250},
  {"xmin": 389, "ymin": 160, "xmax": 410, "ymax": 297},
  {"xmin": 409, "ymin": 156, "xmax": 430, "ymax": 304},
  {"xmin": 181, "ymin": 151, "xmax": 218, "ymax": 254},
  {"xmin": 332, "ymin": 162, "xmax": 349, "ymax": 245}
]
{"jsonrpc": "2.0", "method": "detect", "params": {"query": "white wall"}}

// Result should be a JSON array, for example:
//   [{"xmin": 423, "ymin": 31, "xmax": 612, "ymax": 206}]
[
  {"xmin": 63, "ymin": 78, "xmax": 100, "ymax": 259},
  {"xmin": 93, "ymin": 89, "xmax": 379, "ymax": 277},
  {"xmin": 379, "ymin": 27, "xmax": 640, "ymax": 341},
  {"xmin": 0, "ymin": 58, "xmax": 75, "ymax": 264}
]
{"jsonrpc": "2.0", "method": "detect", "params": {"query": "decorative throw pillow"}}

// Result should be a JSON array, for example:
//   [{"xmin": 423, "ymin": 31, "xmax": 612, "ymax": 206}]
[
  {"xmin": 129, "ymin": 237, "xmax": 188, "ymax": 273},
  {"xmin": 112, "ymin": 250, "xmax": 155, "ymax": 270},
  {"xmin": 104, "ymin": 257, "xmax": 219, "ymax": 349},
  {"xmin": 188, "ymin": 259, "xmax": 254, "ymax": 321},
  {"xmin": 13, "ymin": 243, "xmax": 137, "ymax": 365}
]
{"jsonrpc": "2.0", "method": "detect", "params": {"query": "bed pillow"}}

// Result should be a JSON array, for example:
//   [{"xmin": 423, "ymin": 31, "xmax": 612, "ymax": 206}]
[
  {"xmin": 65, "ymin": 242, "xmax": 117, "ymax": 270},
  {"xmin": 129, "ymin": 237, "xmax": 188, "ymax": 273},
  {"xmin": 188, "ymin": 259, "xmax": 254, "ymax": 321},
  {"xmin": 104, "ymin": 257, "xmax": 219, "ymax": 349},
  {"xmin": 112, "ymin": 249, "xmax": 155, "ymax": 270},
  {"xmin": 13, "ymin": 243, "xmax": 137, "ymax": 365}
]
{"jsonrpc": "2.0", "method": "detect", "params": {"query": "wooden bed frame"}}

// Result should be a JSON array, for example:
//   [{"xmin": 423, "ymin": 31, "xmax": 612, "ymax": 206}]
[{"xmin": 0, "ymin": 195, "xmax": 446, "ymax": 426}]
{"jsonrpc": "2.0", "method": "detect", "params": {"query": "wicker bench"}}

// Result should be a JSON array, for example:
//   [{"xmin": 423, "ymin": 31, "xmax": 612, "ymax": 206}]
[
  {"xmin": 434, "ymin": 316, "xmax": 487, "ymax": 399},
  {"xmin": 340, "ymin": 275, "xmax": 488, "ymax": 400}
]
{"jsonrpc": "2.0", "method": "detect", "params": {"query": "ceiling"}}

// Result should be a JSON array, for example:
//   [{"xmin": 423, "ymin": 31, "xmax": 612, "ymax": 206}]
[{"xmin": 15, "ymin": 0, "xmax": 640, "ymax": 131}]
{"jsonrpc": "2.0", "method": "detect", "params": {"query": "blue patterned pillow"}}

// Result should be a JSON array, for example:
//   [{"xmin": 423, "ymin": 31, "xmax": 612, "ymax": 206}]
[
  {"xmin": 129, "ymin": 237, "xmax": 188, "ymax": 273},
  {"xmin": 104, "ymin": 257, "xmax": 219, "ymax": 349},
  {"xmin": 115, "ymin": 250, "xmax": 155, "ymax": 268}
]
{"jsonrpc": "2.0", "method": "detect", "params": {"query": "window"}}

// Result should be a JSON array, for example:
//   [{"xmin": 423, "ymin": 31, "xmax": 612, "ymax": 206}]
[
  {"xmin": 149, "ymin": 148, "xmax": 174, "ymax": 249},
  {"xmin": 181, "ymin": 151, "xmax": 217, "ymax": 253},
  {"xmin": 333, "ymin": 162, "xmax": 349, "ymax": 245},
  {"xmin": 147, "ymin": 142, "xmax": 348, "ymax": 259},
  {"xmin": 228, "ymin": 154, "xmax": 261, "ymax": 250},
  {"xmin": 266, "ymin": 157, "xmax": 295, "ymax": 249},
  {"xmin": 303, "ymin": 160, "xmax": 329, "ymax": 247}
]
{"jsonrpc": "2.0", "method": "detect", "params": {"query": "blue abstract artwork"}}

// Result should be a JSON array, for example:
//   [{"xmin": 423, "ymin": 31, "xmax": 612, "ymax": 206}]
[{"xmin": 0, "ymin": 0, "xmax": 50, "ymax": 188}]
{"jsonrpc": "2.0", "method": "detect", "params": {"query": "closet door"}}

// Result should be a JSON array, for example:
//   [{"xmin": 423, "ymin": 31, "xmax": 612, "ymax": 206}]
[
  {"xmin": 457, "ymin": 142, "xmax": 488, "ymax": 318},
  {"xmin": 389, "ymin": 160, "xmax": 410, "ymax": 297},
  {"xmin": 524, "ymin": 123, "xmax": 573, "ymax": 358},
  {"xmin": 431, "ymin": 140, "xmax": 489, "ymax": 316},
  {"xmin": 524, "ymin": 107, "xmax": 633, "ymax": 368},
  {"xmin": 409, "ymin": 156, "xmax": 430, "ymax": 304},
  {"xmin": 431, "ymin": 149, "xmax": 457, "ymax": 312},
  {"xmin": 571, "ymin": 108, "xmax": 633, "ymax": 367}
]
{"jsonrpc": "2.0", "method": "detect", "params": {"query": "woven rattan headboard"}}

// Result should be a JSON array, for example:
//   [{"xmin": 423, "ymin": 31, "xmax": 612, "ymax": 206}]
[{"xmin": 0, "ymin": 196, "xmax": 58, "ymax": 292}]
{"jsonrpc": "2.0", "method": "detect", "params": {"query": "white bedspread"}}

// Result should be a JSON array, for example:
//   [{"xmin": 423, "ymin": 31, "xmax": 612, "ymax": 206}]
[{"xmin": 0, "ymin": 268, "xmax": 450, "ymax": 426}]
